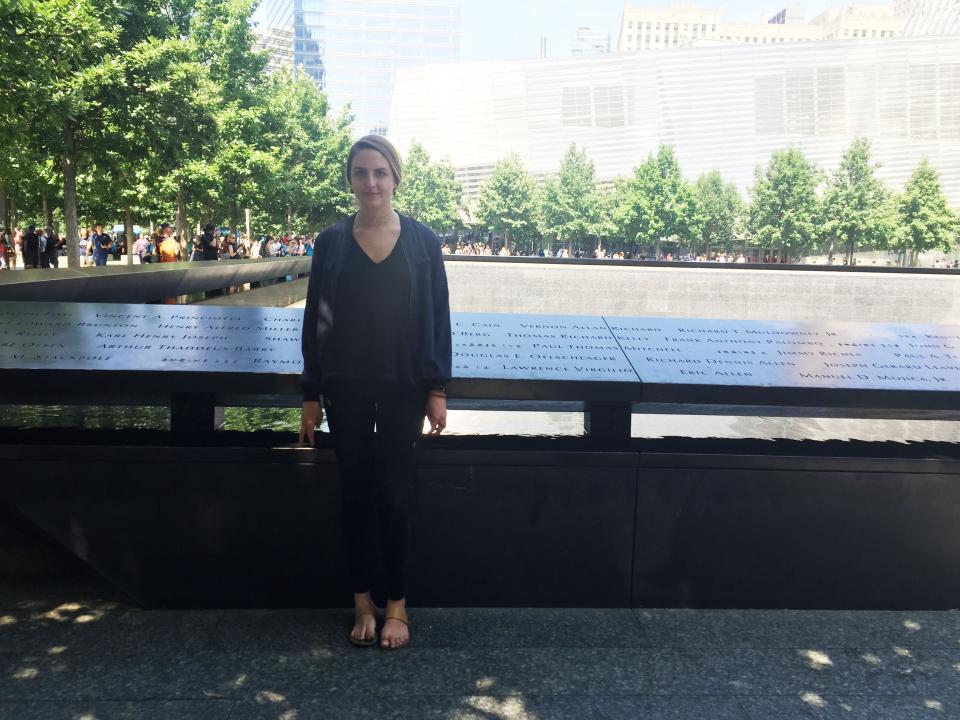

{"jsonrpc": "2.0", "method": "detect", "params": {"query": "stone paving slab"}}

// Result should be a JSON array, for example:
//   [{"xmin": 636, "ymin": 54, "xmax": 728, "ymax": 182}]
[
  {"xmin": 740, "ymin": 694, "xmax": 960, "ymax": 719},
  {"xmin": 635, "ymin": 608, "xmax": 960, "ymax": 650},
  {"xmin": 0, "ymin": 578, "xmax": 133, "ymax": 613},
  {"xmin": 2, "ymin": 578, "xmax": 960, "ymax": 719}
]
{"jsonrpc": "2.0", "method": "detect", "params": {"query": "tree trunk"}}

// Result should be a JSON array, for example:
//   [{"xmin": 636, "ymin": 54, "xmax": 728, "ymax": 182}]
[
  {"xmin": 42, "ymin": 195, "xmax": 53, "ymax": 233},
  {"xmin": 176, "ymin": 179, "xmax": 187, "ymax": 255},
  {"xmin": 63, "ymin": 120, "xmax": 80, "ymax": 268},
  {"xmin": 124, "ymin": 207, "xmax": 134, "ymax": 265}
]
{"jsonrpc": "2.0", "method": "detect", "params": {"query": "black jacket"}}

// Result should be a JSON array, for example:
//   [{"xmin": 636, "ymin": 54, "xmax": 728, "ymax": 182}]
[
  {"xmin": 91, "ymin": 233, "xmax": 112, "ymax": 256},
  {"xmin": 301, "ymin": 213, "xmax": 452, "ymax": 401},
  {"xmin": 201, "ymin": 231, "xmax": 218, "ymax": 260}
]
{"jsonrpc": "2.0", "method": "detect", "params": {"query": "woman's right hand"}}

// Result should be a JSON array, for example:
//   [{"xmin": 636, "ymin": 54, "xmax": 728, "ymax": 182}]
[{"xmin": 299, "ymin": 400, "xmax": 323, "ymax": 446}]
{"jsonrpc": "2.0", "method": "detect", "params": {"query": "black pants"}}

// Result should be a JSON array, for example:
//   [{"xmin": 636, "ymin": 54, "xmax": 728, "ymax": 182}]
[{"xmin": 323, "ymin": 381, "xmax": 426, "ymax": 601}]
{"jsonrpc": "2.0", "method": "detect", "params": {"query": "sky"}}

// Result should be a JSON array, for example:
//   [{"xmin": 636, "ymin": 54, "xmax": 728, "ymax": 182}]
[{"xmin": 460, "ymin": 0, "xmax": 835, "ymax": 61}]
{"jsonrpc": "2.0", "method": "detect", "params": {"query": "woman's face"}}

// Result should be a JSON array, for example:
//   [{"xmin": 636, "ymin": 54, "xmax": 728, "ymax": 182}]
[{"xmin": 349, "ymin": 148, "xmax": 397, "ymax": 211}]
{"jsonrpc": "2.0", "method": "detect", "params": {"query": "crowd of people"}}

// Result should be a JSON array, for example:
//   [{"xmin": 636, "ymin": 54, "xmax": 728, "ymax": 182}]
[
  {"xmin": 0, "ymin": 222, "xmax": 318, "ymax": 270},
  {"xmin": 2, "ymin": 225, "xmax": 956, "ymax": 269},
  {"xmin": 0, "ymin": 226, "xmax": 67, "ymax": 270}
]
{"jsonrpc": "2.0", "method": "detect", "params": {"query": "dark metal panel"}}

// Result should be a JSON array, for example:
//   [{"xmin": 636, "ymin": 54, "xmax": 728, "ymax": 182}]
[
  {"xmin": 420, "ymin": 448, "xmax": 639, "ymax": 469},
  {"xmin": 2, "ymin": 439, "xmax": 959, "ymax": 609},
  {"xmin": 410, "ymin": 462, "xmax": 636, "ymax": 607},
  {"xmin": 638, "ymin": 452, "xmax": 960, "ymax": 475},
  {"xmin": 0, "ymin": 446, "xmax": 637, "ymax": 608},
  {"xmin": 632, "ymin": 465, "xmax": 960, "ymax": 610},
  {"xmin": 3, "ymin": 456, "xmax": 346, "ymax": 609}
]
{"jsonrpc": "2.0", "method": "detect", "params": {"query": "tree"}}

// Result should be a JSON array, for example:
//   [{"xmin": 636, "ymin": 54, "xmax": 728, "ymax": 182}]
[
  {"xmin": 475, "ymin": 154, "xmax": 539, "ymax": 252},
  {"xmin": 616, "ymin": 145, "xmax": 699, "ymax": 257},
  {"xmin": 191, "ymin": 0, "xmax": 271, "ymax": 240},
  {"xmin": 95, "ymin": 37, "xmax": 217, "ymax": 261},
  {"xmin": 1, "ymin": 0, "xmax": 211, "ymax": 265},
  {"xmin": 591, "ymin": 184, "xmax": 620, "ymax": 253},
  {"xmin": 395, "ymin": 141, "xmax": 463, "ymax": 233},
  {"xmin": 893, "ymin": 159, "xmax": 959, "ymax": 266},
  {"xmin": 540, "ymin": 144, "xmax": 600, "ymax": 253},
  {"xmin": 260, "ymin": 69, "xmax": 353, "ymax": 236},
  {"xmin": 5, "ymin": 0, "xmax": 121, "ymax": 266},
  {"xmin": 693, "ymin": 169, "xmax": 743, "ymax": 254},
  {"xmin": 747, "ymin": 147, "xmax": 821, "ymax": 261},
  {"xmin": 820, "ymin": 138, "xmax": 893, "ymax": 264}
]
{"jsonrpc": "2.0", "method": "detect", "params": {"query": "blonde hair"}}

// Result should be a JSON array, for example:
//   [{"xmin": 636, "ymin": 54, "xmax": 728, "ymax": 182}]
[{"xmin": 345, "ymin": 135, "xmax": 403, "ymax": 190}]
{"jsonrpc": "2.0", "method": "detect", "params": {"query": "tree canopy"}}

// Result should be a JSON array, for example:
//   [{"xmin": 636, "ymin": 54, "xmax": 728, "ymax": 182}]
[
  {"xmin": 475, "ymin": 154, "xmax": 539, "ymax": 251},
  {"xmin": 0, "ymin": 0, "xmax": 352, "ymax": 265},
  {"xmin": 540, "ymin": 144, "xmax": 602, "ymax": 249},
  {"xmin": 395, "ymin": 141, "xmax": 463, "ymax": 233},
  {"xmin": 1, "ymin": 3, "xmax": 956, "ymax": 268},
  {"xmin": 820, "ymin": 138, "xmax": 893, "ymax": 264},
  {"xmin": 893, "ymin": 159, "xmax": 959, "ymax": 265},
  {"xmin": 747, "ymin": 147, "xmax": 822, "ymax": 259}
]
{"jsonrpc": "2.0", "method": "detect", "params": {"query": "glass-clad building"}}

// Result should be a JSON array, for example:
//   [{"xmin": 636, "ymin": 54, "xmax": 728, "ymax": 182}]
[
  {"xmin": 390, "ymin": 34, "xmax": 960, "ymax": 206},
  {"xmin": 257, "ymin": 0, "xmax": 461, "ymax": 135}
]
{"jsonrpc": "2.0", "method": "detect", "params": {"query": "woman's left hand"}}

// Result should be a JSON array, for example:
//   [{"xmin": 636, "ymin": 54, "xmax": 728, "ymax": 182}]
[{"xmin": 426, "ymin": 393, "xmax": 447, "ymax": 436}]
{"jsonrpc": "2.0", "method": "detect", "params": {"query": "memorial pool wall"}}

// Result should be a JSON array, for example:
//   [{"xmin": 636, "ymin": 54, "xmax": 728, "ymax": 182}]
[{"xmin": 443, "ymin": 260, "xmax": 960, "ymax": 325}]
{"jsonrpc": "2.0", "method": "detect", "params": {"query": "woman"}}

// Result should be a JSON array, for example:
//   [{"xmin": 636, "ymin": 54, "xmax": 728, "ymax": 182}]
[{"xmin": 299, "ymin": 135, "xmax": 451, "ymax": 650}]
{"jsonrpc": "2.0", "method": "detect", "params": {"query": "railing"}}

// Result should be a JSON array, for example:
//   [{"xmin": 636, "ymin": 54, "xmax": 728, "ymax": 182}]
[
  {"xmin": 0, "ymin": 257, "xmax": 311, "ymax": 304},
  {"xmin": 1, "ymin": 302, "xmax": 957, "ymax": 445}
]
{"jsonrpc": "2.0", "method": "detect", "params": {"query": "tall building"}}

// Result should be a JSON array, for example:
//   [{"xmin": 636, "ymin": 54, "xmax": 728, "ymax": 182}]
[
  {"xmin": 813, "ymin": 4, "xmax": 905, "ymax": 40},
  {"xmin": 389, "ymin": 35, "xmax": 960, "ymax": 207},
  {"xmin": 258, "ymin": 0, "xmax": 298, "ymax": 75},
  {"xmin": 257, "ymin": 0, "xmax": 461, "ymax": 136},
  {"xmin": 571, "ymin": 26, "xmax": 611, "ymax": 55},
  {"xmin": 767, "ymin": 4, "xmax": 806, "ymax": 25},
  {"xmin": 897, "ymin": 0, "xmax": 960, "ymax": 34},
  {"xmin": 616, "ymin": 3, "xmax": 905, "ymax": 51}
]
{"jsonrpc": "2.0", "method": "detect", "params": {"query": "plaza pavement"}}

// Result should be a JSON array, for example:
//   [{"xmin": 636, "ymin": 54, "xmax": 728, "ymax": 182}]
[{"xmin": 1, "ymin": 576, "xmax": 959, "ymax": 719}]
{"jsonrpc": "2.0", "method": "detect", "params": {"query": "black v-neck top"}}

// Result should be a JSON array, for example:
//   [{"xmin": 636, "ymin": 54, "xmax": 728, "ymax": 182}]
[{"xmin": 320, "ymin": 229, "xmax": 414, "ymax": 386}]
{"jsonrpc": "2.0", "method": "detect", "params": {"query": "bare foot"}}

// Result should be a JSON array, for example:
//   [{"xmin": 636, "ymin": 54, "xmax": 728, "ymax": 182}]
[
  {"xmin": 351, "ymin": 593, "xmax": 378, "ymax": 646},
  {"xmin": 381, "ymin": 599, "xmax": 409, "ymax": 649}
]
